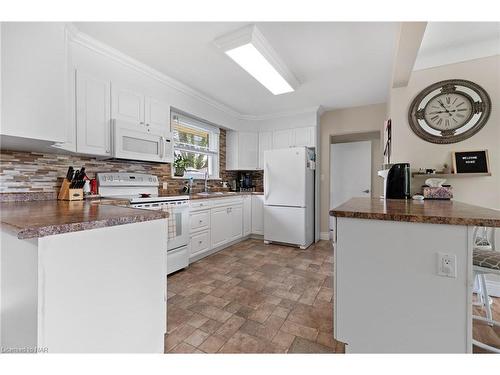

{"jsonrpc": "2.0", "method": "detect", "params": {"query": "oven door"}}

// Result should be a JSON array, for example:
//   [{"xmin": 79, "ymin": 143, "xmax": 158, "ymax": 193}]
[
  {"xmin": 166, "ymin": 204, "xmax": 190, "ymax": 251},
  {"xmin": 112, "ymin": 119, "xmax": 172, "ymax": 163}
]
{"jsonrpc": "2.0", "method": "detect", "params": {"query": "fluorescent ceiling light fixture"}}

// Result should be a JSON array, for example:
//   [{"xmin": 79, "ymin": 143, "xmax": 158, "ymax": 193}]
[{"xmin": 215, "ymin": 25, "xmax": 299, "ymax": 95}]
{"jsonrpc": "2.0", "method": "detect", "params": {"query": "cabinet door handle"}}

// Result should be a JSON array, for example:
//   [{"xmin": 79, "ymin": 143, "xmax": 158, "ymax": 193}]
[{"xmin": 199, "ymin": 219, "xmax": 203, "ymax": 223}]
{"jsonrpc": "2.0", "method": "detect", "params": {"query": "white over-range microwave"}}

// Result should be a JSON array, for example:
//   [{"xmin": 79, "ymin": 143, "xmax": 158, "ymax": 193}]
[{"xmin": 111, "ymin": 119, "xmax": 174, "ymax": 163}]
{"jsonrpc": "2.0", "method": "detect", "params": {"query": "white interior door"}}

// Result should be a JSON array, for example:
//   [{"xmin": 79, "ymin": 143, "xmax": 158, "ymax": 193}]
[{"xmin": 330, "ymin": 141, "xmax": 371, "ymax": 235}]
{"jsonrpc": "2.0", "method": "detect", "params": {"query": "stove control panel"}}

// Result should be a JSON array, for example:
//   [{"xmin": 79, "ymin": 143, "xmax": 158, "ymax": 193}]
[{"xmin": 97, "ymin": 173, "xmax": 159, "ymax": 187}]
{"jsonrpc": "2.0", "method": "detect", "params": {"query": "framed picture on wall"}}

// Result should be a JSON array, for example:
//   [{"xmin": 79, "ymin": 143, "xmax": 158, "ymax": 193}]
[{"xmin": 452, "ymin": 150, "xmax": 490, "ymax": 174}]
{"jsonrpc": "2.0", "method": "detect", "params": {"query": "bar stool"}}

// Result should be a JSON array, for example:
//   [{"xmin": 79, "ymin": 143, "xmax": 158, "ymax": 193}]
[{"xmin": 472, "ymin": 242, "xmax": 500, "ymax": 353}]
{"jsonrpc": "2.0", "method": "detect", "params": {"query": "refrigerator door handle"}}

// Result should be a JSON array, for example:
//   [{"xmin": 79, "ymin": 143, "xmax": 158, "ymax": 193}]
[{"xmin": 264, "ymin": 162, "xmax": 269, "ymax": 200}]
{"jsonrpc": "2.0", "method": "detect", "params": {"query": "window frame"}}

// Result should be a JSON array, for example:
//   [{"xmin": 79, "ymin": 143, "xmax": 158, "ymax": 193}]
[{"xmin": 171, "ymin": 111, "xmax": 220, "ymax": 180}]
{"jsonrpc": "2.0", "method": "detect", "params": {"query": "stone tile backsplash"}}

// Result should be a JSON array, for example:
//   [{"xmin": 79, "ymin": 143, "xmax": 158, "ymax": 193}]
[{"xmin": 0, "ymin": 129, "xmax": 263, "ymax": 195}]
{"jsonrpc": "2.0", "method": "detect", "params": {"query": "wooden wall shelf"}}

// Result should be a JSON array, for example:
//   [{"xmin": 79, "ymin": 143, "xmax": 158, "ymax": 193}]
[{"xmin": 411, "ymin": 172, "xmax": 492, "ymax": 178}]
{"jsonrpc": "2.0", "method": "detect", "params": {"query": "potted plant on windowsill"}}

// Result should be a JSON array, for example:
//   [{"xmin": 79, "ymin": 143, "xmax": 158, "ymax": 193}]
[{"xmin": 173, "ymin": 154, "xmax": 187, "ymax": 177}]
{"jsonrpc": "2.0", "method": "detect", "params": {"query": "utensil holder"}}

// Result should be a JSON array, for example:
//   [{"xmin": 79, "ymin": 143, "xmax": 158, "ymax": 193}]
[{"xmin": 58, "ymin": 179, "xmax": 84, "ymax": 201}]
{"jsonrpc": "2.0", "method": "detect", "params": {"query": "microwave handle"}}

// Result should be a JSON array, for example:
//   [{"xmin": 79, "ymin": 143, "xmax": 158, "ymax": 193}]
[{"xmin": 160, "ymin": 136, "xmax": 165, "ymax": 159}]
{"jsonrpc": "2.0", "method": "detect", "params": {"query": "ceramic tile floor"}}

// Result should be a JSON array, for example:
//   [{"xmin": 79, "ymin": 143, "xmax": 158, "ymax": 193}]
[
  {"xmin": 165, "ymin": 239, "xmax": 344, "ymax": 353},
  {"xmin": 165, "ymin": 238, "xmax": 500, "ymax": 353}
]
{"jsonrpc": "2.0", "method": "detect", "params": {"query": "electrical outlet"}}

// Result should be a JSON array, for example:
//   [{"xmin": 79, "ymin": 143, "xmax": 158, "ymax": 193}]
[
  {"xmin": 437, "ymin": 252, "xmax": 457, "ymax": 278},
  {"xmin": 162, "ymin": 182, "xmax": 168, "ymax": 190}
]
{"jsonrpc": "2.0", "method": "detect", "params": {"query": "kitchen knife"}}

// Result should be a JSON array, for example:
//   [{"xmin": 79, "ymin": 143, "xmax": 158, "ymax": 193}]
[{"xmin": 66, "ymin": 166, "xmax": 74, "ymax": 181}]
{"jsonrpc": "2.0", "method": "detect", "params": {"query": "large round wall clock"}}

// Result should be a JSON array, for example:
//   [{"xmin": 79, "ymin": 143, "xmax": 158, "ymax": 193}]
[{"xmin": 408, "ymin": 79, "xmax": 491, "ymax": 144}]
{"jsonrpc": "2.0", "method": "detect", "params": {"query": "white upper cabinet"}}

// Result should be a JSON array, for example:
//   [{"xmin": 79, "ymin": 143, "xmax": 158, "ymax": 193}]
[
  {"xmin": 258, "ymin": 131, "xmax": 273, "ymax": 170},
  {"xmin": 238, "ymin": 132, "xmax": 259, "ymax": 170},
  {"xmin": 225, "ymin": 131, "xmax": 239, "ymax": 170},
  {"xmin": 145, "ymin": 97, "xmax": 170, "ymax": 128},
  {"xmin": 1, "ymin": 22, "xmax": 67, "ymax": 143},
  {"xmin": 226, "ymin": 131, "xmax": 259, "ymax": 170},
  {"xmin": 111, "ymin": 85, "xmax": 145, "ymax": 124},
  {"xmin": 272, "ymin": 129, "xmax": 293, "ymax": 149},
  {"xmin": 272, "ymin": 127, "xmax": 316, "ymax": 149},
  {"xmin": 75, "ymin": 71, "xmax": 111, "ymax": 156},
  {"xmin": 293, "ymin": 127, "xmax": 316, "ymax": 148},
  {"xmin": 111, "ymin": 86, "xmax": 169, "ymax": 130}
]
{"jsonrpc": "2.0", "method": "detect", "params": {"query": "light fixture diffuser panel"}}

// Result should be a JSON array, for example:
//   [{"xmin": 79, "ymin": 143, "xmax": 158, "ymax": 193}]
[
  {"xmin": 226, "ymin": 44, "xmax": 294, "ymax": 95},
  {"xmin": 215, "ymin": 25, "xmax": 299, "ymax": 95}
]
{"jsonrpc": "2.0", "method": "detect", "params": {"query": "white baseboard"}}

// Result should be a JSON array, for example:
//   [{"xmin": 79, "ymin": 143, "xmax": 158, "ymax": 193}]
[{"xmin": 320, "ymin": 232, "xmax": 330, "ymax": 240}]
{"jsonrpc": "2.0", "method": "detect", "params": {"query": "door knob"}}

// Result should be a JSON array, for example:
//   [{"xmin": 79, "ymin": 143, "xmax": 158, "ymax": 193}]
[{"xmin": 362, "ymin": 189, "xmax": 370, "ymax": 193}]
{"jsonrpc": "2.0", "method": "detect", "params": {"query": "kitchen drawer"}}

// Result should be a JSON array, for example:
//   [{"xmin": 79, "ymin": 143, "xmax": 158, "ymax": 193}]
[
  {"xmin": 211, "ymin": 198, "xmax": 243, "ymax": 208},
  {"xmin": 190, "ymin": 210, "xmax": 210, "ymax": 232},
  {"xmin": 190, "ymin": 230, "xmax": 211, "ymax": 257},
  {"xmin": 190, "ymin": 200, "xmax": 210, "ymax": 210}
]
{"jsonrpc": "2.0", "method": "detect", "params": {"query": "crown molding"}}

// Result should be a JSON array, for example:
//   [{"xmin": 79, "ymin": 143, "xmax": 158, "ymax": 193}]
[
  {"xmin": 66, "ymin": 23, "xmax": 317, "ymax": 123},
  {"xmin": 67, "ymin": 24, "xmax": 241, "ymax": 119}
]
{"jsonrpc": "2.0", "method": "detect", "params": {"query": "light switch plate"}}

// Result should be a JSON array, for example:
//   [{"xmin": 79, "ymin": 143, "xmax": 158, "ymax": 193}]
[
  {"xmin": 162, "ymin": 182, "xmax": 168, "ymax": 190},
  {"xmin": 437, "ymin": 252, "xmax": 457, "ymax": 278}
]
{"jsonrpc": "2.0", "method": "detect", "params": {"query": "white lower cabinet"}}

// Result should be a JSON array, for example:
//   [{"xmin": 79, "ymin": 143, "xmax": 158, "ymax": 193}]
[
  {"xmin": 229, "ymin": 205, "xmax": 243, "ymax": 242},
  {"xmin": 190, "ymin": 210, "xmax": 210, "ymax": 232},
  {"xmin": 211, "ymin": 204, "xmax": 243, "ymax": 248},
  {"xmin": 188, "ymin": 196, "xmax": 263, "ymax": 263},
  {"xmin": 243, "ymin": 195, "xmax": 252, "ymax": 236},
  {"xmin": 189, "ymin": 230, "xmax": 211, "ymax": 258},
  {"xmin": 251, "ymin": 195, "xmax": 264, "ymax": 235},
  {"xmin": 210, "ymin": 206, "xmax": 230, "ymax": 248}
]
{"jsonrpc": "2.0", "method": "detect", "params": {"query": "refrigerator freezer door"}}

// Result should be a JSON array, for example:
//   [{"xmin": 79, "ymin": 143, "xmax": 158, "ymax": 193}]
[
  {"xmin": 264, "ymin": 205, "xmax": 311, "ymax": 247},
  {"xmin": 264, "ymin": 147, "xmax": 307, "ymax": 207}
]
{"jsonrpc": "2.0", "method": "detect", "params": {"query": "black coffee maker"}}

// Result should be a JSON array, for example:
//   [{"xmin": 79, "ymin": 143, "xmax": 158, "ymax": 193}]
[
  {"xmin": 386, "ymin": 163, "xmax": 411, "ymax": 199},
  {"xmin": 237, "ymin": 172, "xmax": 254, "ymax": 191}
]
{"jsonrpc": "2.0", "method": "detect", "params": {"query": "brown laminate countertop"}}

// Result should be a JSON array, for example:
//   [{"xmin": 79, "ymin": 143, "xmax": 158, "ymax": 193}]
[
  {"xmin": 188, "ymin": 191, "xmax": 263, "ymax": 200},
  {"xmin": 0, "ymin": 200, "xmax": 168, "ymax": 239},
  {"xmin": 330, "ymin": 198, "xmax": 500, "ymax": 227}
]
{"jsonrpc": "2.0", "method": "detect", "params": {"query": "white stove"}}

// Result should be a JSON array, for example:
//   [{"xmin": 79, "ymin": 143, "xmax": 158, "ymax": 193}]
[{"xmin": 97, "ymin": 172, "xmax": 190, "ymax": 275}]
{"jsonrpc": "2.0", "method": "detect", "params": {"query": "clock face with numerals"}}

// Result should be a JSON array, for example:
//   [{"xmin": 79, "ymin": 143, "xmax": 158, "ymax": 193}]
[{"xmin": 408, "ymin": 79, "xmax": 491, "ymax": 144}]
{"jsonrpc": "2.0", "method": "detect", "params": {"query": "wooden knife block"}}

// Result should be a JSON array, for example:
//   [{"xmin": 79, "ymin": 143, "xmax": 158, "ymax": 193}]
[{"xmin": 58, "ymin": 179, "xmax": 84, "ymax": 201}]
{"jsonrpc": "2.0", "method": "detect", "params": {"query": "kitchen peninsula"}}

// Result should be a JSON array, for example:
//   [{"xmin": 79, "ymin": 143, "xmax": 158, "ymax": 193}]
[
  {"xmin": 0, "ymin": 198, "xmax": 168, "ymax": 353},
  {"xmin": 330, "ymin": 198, "xmax": 500, "ymax": 353}
]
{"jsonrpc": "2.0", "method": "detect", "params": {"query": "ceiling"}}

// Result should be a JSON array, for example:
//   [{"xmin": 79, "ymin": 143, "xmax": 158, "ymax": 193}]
[
  {"xmin": 414, "ymin": 22, "xmax": 500, "ymax": 70},
  {"xmin": 74, "ymin": 22, "xmax": 399, "ymax": 117}
]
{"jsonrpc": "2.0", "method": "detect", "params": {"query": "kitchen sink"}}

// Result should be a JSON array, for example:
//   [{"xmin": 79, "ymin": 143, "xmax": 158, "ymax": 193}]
[{"xmin": 195, "ymin": 192, "xmax": 235, "ymax": 196}]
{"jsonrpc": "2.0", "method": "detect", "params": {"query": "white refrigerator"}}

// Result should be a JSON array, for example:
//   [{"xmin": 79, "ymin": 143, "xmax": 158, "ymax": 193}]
[{"xmin": 263, "ymin": 147, "xmax": 315, "ymax": 249}]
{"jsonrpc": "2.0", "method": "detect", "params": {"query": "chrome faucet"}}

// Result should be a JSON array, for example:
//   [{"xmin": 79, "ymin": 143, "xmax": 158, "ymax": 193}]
[{"xmin": 204, "ymin": 170, "xmax": 209, "ymax": 193}]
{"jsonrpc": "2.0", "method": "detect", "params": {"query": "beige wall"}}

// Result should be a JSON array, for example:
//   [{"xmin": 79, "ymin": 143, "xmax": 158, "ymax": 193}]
[
  {"xmin": 319, "ymin": 103, "xmax": 387, "ymax": 234},
  {"xmin": 389, "ymin": 55, "xmax": 500, "ymax": 209}
]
